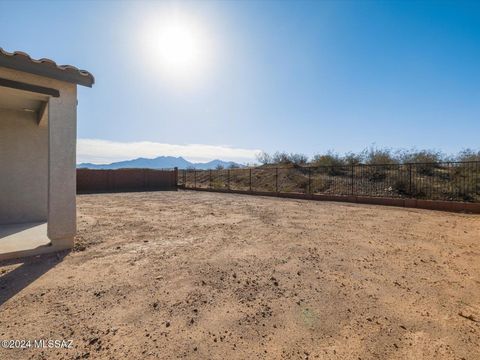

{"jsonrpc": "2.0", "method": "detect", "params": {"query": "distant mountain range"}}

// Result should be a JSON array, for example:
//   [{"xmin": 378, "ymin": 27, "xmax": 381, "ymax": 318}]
[{"xmin": 77, "ymin": 156, "xmax": 244, "ymax": 170}]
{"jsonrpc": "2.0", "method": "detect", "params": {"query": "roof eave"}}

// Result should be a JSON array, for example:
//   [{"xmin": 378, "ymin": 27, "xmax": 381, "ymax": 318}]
[{"xmin": 0, "ymin": 49, "xmax": 94, "ymax": 87}]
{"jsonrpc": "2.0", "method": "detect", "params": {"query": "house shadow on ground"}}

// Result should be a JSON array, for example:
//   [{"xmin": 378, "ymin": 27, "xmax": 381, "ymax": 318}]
[{"xmin": 0, "ymin": 250, "xmax": 69, "ymax": 307}]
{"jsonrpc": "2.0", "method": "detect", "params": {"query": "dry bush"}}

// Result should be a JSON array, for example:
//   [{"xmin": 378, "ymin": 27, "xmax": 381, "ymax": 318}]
[
  {"xmin": 456, "ymin": 149, "xmax": 480, "ymax": 162},
  {"xmin": 399, "ymin": 150, "xmax": 444, "ymax": 175},
  {"xmin": 365, "ymin": 147, "xmax": 399, "ymax": 165},
  {"xmin": 343, "ymin": 151, "xmax": 364, "ymax": 165},
  {"xmin": 256, "ymin": 151, "xmax": 272, "ymax": 165},
  {"xmin": 311, "ymin": 151, "xmax": 345, "ymax": 167}
]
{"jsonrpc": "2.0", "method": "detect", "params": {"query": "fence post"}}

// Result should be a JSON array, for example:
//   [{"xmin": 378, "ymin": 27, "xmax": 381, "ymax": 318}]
[
  {"xmin": 209, "ymin": 169, "xmax": 212, "ymax": 189},
  {"xmin": 227, "ymin": 169, "xmax": 230, "ymax": 190},
  {"xmin": 408, "ymin": 163, "xmax": 412, "ymax": 196},
  {"xmin": 174, "ymin": 167, "xmax": 178, "ymax": 190},
  {"xmin": 194, "ymin": 169, "xmax": 197, "ymax": 188},
  {"xmin": 308, "ymin": 167, "xmax": 311, "ymax": 195},
  {"xmin": 351, "ymin": 165, "xmax": 354, "ymax": 195},
  {"xmin": 275, "ymin": 167, "xmax": 278, "ymax": 193},
  {"xmin": 183, "ymin": 169, "xmax": 187, "ymax": 188},
  {"xmin": 249, "ymin": 168, "xmax": 252, "ymax": 192}
]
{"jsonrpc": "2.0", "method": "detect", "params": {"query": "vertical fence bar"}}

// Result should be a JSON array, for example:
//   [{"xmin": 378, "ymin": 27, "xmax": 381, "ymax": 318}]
[
  {"xmin": 308, "ymin": 167, "xmax": 312, "ymax": 195},
  {"xmin": 249, "ymin": 168, "xmax": 252, "ymax": 192},
  {"xmin": 408, "ymin": 163, "xmax": 412, "ymax": 196},
  {"xmin": 194, "ymin": 170, "xmax": 197, "ymax": 188},
  {"xmin": 227, "ymin": 169, "xmax": 230, "ymax": 190},
  {"xmin": 473, "ymin": 162, "xmax": 480, "ymax": 201},
  {"xmin": 173, "ymin": 167, "xmax": 178, "ymax": 190},
  {"xmin": 209, "ymin": 169, "xmax": 212, "ymax": 189},
  {"xmin": 351, "ymin": 165, "xmax": 354, "ymax": 195},
  {"xmin": 275, "ymin": 167, "xmax": 278, "ymax": 193},
  {"xmin": 449, "ymin": 162, "xmax": 453, "ymax": 200}
]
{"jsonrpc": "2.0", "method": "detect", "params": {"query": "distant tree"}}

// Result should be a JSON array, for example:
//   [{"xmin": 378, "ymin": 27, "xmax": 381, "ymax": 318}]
[
  {"xmin": 215, "ymin": 164, "xmax": 224, "ymax": 170},
  {"xmin": 255, "ymin": 147, "xmax": 479, "ymax": 170},
  {"xmin": 288, "ymin": 153, "xmax": 308, "ymax": 165},
  {"xmin": 228, "ymin": 163, "xmax": 241, "ymax": 169},
  {"xmin": 456, "ymin": 149, "xmax": 480, "ymax": 162},
  {"xmin": 256, "ymin": 151, "xmax": 272, "ymax": 165},
  {"xmin": 271, "ymin": 151, "xmax": 291, "ymax": 165},
  {"xmin": 268, "ymin": 151, "xmax": 308, "ymax": 166}
]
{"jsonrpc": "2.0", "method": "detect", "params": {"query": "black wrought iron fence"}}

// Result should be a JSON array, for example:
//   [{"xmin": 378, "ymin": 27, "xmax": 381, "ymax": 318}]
[{"xmin": 178, "ymin": 161, "xmax": 480, "ymax": 202}]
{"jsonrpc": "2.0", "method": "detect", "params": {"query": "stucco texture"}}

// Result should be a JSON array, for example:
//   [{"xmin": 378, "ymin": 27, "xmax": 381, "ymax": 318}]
[
  {"xmin": 0, "ymin": 109, "xmax": 48, "ymax": 224},
  {"xmin": 0, "ymin": 66, "xmax": 77, "ymax": 251}
]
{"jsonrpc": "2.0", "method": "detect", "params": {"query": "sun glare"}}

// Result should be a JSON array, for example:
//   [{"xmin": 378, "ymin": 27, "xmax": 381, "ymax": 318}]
[{"xmin": 142, "ymin": 12, "xmax": 213, "ymax": 84}]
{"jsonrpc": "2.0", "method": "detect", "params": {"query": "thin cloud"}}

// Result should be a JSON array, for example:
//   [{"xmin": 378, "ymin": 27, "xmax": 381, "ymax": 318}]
[{"xmin": 77, "ymin": 139, "xmax": 261, "ymax": 164}]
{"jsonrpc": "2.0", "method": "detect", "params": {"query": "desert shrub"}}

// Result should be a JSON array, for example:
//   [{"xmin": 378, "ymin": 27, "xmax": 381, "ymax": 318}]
[
  {"xmin": 456, "ymin": 149, "xmax": 480, "ymax": 162},
  {"xmin": 216, "ymin": 164, "xmax": 224, "ymax": 170},
  {"xmin": 418, "ymin": 163, "xmax": 437, "ymax": 176},
  {"xmin": 312, "ymin": 178, "xmax": 333, "ymax": 193},
  {"xmin": 288, "ymin": 153, "xmax": 309, "ymax": 165},
  {"xmin": 459, "ymin": 191, "xmax": 476, "ymax": 202},
  {"xmin": 400, "ymin": 149, "xmax": 444, "ymax": 164},
  {"xmin": 212, "ymin": 179, "xmax": 225, "ymax": 189},
  {"xmin": 271, "ymin": 152, "xmax": 291, "ymax": 165},
  {"xmin": 392, "ymin": 179, "xmax": 410, "ymax": 196},
  {"xmin": 366, "ymin": 168, "xmax": 387, "ymax": 182},
  {"xmin": 392, "ymin": 178, "xmax": 423, "ymax": 197},
  {"xmin": 436, "ymin": 169, "xmax": 452, "ymax": 181},
  {"xmin": 279, "ymin": 170, "xmax": 309, "ymax": 193},
  {"xmin": 311, "ymin": 151, "xmax": 347, "ymax": 175},
  {"xmin": 343, "ymin": 151, "xmax": 365, "ymax": 165},
  {"xmin": 298, "ymin": 177, "xmax": 309, "ymax": 192},
  {"xmin": 256, "ymin": 151, "xmax": 272, "ymax": 165},
  {"xmin": 449, "ymin": 164, "xmax": 479, "ymax": 202},
  {"xmin": 365, "ymin": 147, "xmax": 399, "ymax": 165},
  {"xmin": 271, "ymin": 152, "xmax": 308, "ymax": 166},
  {"xmin": 256, "ymin": 151, "xmax": 309, "ymax": 166},
  {"xmin": 311, "ymin": 151, "xmax": 345, "ymax": 167},
  {"xmin": 360, "ymin": 163, "xmax": 390, "ymax": 182},
  {"xmin": 400, "ymin": 150, "xmax": 444, "ymax": 176}
]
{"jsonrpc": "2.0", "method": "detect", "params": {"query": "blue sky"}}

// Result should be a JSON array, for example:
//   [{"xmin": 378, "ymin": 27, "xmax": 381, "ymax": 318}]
[{"xmin": 1, "ymin": 0, "xmax": 479, "ymax": 163}]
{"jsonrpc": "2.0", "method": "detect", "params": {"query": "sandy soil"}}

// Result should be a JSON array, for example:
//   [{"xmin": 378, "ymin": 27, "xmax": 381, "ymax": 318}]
[{"xmin": 0, "ymin": 190, "xmax": 479, "ymax": 360}]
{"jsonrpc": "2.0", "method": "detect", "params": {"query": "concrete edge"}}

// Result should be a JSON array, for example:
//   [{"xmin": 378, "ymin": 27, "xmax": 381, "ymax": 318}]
[{"xmin": 0, "ymin": 239, "xmax": 72, "ymax": 262}]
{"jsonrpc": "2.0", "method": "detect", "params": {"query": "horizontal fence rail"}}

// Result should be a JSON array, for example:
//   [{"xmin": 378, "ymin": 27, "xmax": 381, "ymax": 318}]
[
  {"xmin": 77, "ymin": 168, "xmax": 178, "ymax": 193},
  {"xmin": 178, "ymin": 162, "xmax": 480, "ymax": 203}
]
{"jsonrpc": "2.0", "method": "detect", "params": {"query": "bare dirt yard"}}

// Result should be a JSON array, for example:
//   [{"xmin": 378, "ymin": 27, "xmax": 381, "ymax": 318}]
[{"xmin": 1, "ymin": 191, "xmax": 479, "ymax": 360}]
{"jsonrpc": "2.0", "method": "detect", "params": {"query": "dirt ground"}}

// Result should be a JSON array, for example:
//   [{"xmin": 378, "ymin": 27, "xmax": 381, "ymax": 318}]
[{"xmin": 0, "ymin": 191, "xmax": 479, "ymax": 360}]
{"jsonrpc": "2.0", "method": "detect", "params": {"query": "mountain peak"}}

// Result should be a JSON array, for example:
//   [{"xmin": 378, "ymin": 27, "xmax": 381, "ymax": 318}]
[{"xmin": 77, "ymin": 156, "xmax": 243, "ymax": 170}]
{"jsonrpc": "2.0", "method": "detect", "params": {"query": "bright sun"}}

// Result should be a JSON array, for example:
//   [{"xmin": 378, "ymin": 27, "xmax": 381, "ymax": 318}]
[
  {"xmin": 157, "ymin": 21, "xmax": 200, "ymax": 70},
  {"xmin": 143, "ymin": 12, "xmax": 212, "ymax": 83}
]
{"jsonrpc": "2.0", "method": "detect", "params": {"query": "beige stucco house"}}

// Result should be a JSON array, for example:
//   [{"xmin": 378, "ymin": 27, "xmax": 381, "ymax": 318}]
[{"xmin": 0, "ymin": 49, "xmax": 94, "ymax": 260}]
